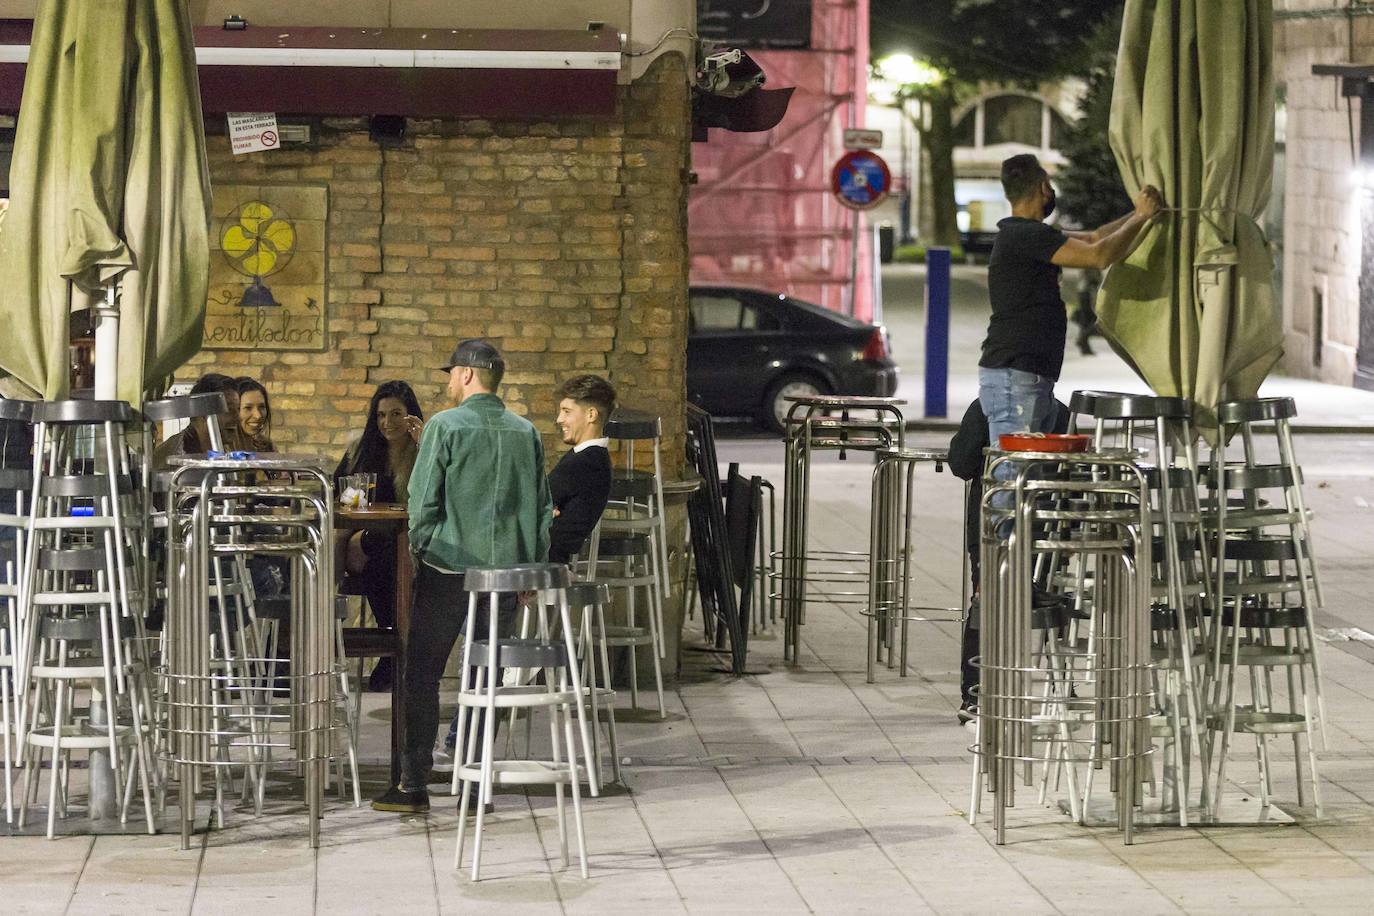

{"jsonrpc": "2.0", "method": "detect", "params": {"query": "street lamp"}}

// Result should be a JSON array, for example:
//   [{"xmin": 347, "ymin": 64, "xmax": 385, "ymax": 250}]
[{"xmin": 873, "ymin": 54, "xmax": 945, "ymax": 244}]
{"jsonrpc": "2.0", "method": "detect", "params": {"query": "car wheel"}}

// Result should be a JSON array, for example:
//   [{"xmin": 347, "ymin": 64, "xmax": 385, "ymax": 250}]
[{"xmin": 762, "ymin": 374, "xmax": 828, "ymax": 434}]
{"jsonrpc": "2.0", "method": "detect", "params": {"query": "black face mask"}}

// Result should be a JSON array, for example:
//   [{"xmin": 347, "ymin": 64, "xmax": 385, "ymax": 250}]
[{"xmin": 1041, "ymin": 186, "xmax": 1057, "ymax": 220}]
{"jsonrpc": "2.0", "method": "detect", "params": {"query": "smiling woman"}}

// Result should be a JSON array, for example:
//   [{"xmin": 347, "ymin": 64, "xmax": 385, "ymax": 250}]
[
  {"xmin": 334, "ymin": 380, "xmax": 426, "ymax": 690},
  {"xmin": 235, "ymin": 376, "xmax": 275, "ymax": 452}
]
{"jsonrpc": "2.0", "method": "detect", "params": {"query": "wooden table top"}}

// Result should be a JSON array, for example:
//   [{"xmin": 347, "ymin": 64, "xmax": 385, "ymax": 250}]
[{"xmin": 336, "ymin": 503, "xmax": 408, "ymax": 529}]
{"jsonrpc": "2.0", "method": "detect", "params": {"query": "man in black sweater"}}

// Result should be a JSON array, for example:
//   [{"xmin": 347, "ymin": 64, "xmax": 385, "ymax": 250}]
[{"xmin": 548, "ymin": 375, "xmax": 616, "ymax": 565}]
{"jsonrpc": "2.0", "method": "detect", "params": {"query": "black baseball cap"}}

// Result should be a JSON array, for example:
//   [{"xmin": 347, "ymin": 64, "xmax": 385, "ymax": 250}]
[{"xmin": 438, "ymin": 338, "xmax": 504, "ymax": 373}]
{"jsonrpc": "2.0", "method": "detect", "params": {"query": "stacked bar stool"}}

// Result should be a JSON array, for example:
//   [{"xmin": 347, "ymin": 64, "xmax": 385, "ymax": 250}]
[
  {"xmin": 0, "ymin": 397, "xmax": 33, "ymax": 823},
  {"xmin": 162, "ymin": 454, "xmax": 340, "ymax": 847},
  {"xmin": 602, "ymin": 409, "xmax": 672, "ymax": 608},
  {"xmin": 974, "ymin": 445, "xmax": 1153, "ymax": 845},
  {"xmin": 1203, "ymin": 397, "xmax": 1325, "ymax": 816},
  {"xmin": 140, "ymin": 393, "xmax": 231, "ymax": 626},
  {"xmin": 864, "ymin": 446, "xmax": 966, "ymax": 682},
  {"xmin": 1069, "ymin": 392, "xmax": 1211, "ymax": 821},
  {"xmin": 15, "ymin": 399, "xmax": 156, "ymax": 836},
  {"xmin": 144, "ymin": 395, "xmax": 288, "ymax": 815},
  {"xmin": 588, "ymin": 409, "xmax": 671, "ymax": 696},
  {"xmin": 584, "ymin": 524, "xmax": 666, "ymax": 717},
  {"xmin": 452, "ymin": 563, "xmax": 597, "ymax": 880},
  {"xmin": 779, "ymin": 395, "xmax": 905, "ymax": 663}
]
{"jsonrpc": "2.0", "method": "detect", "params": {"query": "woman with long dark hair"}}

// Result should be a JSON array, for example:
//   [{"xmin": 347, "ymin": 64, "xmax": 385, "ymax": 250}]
[
  {"xmin": 335, "ymin": 381, "xmax": 424, "ymax": 690},
  {"xmin": 235, "ymin": 376, "xmax": 277, "ymax": 452},
  {"xmin": 335, "ymin": 380, "xmax": 424, "ymax": 504}
]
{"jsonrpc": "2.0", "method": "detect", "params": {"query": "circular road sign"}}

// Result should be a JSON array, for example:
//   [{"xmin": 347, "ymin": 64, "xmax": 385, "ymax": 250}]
[{"xmin": 831, "ymin": 150, "xmax": 891, "ymax": 210}]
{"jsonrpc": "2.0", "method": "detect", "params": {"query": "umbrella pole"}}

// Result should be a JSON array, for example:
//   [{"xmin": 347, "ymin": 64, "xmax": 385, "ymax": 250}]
[
  {"xmin": 88, "ymin": 280, "xmax": 120, "ymax": 820},
  {"xmin": 93, "ymin": 283, "xmax": 119, "ymax": 400}
]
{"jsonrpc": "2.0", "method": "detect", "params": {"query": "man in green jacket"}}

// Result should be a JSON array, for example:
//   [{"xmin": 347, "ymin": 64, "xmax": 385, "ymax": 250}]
[{"xmin": 372, "ymin": 339, "xmax": 552, "ymax": 814}]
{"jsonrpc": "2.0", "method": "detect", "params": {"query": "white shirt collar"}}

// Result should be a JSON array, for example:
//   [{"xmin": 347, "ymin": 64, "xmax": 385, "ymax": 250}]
[{"xmin": 574, "ymin": 437, "xmax": 610, "ymax": 453}]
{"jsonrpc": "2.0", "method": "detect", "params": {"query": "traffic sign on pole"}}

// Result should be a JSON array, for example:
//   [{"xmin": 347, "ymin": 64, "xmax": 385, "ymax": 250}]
[
  {"xmin": 843, "ymin": 128, "xmax": 884, "ymax": 150},
  {"xmin": 831, "ymin": 150, "xmax": 891, "ymax": 210}
]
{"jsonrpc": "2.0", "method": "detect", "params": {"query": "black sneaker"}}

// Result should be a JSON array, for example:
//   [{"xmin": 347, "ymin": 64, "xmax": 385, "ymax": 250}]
[
  {"xmin": 460, "ymin": 790, "xmax": 495, "ymax": 816},
  {"xmin": 371, "ymin": 785, "xmax": 430, "ymax": 814},
  {"xmin": 957, "ymin": 701, "xmax": 977, "ymax": 725}
]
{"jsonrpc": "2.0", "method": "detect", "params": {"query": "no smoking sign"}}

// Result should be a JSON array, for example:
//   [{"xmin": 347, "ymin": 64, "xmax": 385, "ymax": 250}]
[{"xmin": 228, "ymin": 112, "xmax": 281, "ymax": 155}]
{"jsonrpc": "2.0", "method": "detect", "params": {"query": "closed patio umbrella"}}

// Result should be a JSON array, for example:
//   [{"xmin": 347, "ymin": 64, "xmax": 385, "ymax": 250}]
[
  {"xmin": 1097, "ymin": 0, "xmax": 1281, "ymax": 432},
  {"xmin": 0, "ymin": 0, "xmax": 210, "ymax": 405}
]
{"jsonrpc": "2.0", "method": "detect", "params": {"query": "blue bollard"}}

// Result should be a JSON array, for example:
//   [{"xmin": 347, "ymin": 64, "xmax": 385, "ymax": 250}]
[{"xmin": 924, "ymin": 247, "xmax": 951, "ymax": 418}]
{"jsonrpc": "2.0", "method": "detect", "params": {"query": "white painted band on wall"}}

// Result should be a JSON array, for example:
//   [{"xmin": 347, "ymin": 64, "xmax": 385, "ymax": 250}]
[{"xmin": 0, "ymin": 44, "xmax": 621, "ymax": 70}]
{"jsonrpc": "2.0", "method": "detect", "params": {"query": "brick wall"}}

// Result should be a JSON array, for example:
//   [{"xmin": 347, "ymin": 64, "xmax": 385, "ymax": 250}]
[{"xmin": 184, "ymin": 54, "xmax": 691, "ymax": 470}]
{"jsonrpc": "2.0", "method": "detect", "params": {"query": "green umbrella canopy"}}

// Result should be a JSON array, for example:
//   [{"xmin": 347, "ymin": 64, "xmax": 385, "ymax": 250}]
[
  {"xmin": 0, "ymin": 0, "xmax": 211, "ymax": 405},
  {"xmin": 1098, "ymin": 0, "xmax": 1282, "ymax": 432}
]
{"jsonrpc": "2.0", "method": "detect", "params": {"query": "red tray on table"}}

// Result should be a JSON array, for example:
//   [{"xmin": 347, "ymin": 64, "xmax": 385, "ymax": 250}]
[{"xmin": 998, "ymin": 433, "xmax": 1091, "ymax": 453}]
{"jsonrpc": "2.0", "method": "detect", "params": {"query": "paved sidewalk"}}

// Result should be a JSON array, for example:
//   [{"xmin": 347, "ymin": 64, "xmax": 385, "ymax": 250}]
[{"xmin": 6, "ymin": 432, "xmax": 1374, "ymax": 914}]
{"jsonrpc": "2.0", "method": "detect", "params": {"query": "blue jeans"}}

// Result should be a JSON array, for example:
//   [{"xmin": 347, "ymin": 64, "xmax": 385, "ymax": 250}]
[{"xmin": 978, "ymin": 367, "xmax": 1057, "ymax": 527}]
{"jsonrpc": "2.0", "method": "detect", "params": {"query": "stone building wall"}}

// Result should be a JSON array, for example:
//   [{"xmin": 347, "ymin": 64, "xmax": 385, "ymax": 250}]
[
  {"xmin": 184, "ymin": 53, "xmax": 691, "ymax": 468},
  {"xmin": 1275, "ymin": 7, "xmax": 1374, "ymax": 385}
]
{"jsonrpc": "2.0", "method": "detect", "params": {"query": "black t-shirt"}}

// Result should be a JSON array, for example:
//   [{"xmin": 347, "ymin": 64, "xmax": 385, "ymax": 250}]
[{"xmin": 979, "ymin": 216, "xmax": 1069, "ymax": 380}]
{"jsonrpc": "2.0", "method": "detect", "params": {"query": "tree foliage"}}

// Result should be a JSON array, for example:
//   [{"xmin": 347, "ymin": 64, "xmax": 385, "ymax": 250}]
[
  {"xmin": 871, "ymin": 1, "xmax": 1124, "ymax": 244},
  {"xmin": 1056, "ymin": 64, "xmax": 1132, "ymax": 230},
  {"xmin": 870, "ymin": 1, "xmax": 1122, "ymax": 85}
]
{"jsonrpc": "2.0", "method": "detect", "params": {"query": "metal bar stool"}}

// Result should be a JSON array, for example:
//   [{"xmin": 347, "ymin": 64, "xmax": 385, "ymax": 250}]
[
  {"xmin": 568, "ymin": 582, "xmax": 620, "ymax": 786},
  {"xmin": 491, "ymin": 581, "xmax": 622, "ymax": 789},
  {"xmin": 15, "ymin": 399, "xmax": 153, "ymax": 833},
  {"xmin": 1204, "ymin": 468, "xmax": 1324, "ymax": 818},
  {"xmin": 1209, "ymin": 397, "xmax": 1324, "ymax": 621},
  {"xmin": 1065, "ymin": 391, "xmax": 1211, "ymax": 821},
  {"xmin": 17, "ymin": 608, "xmax": 155, "ymax": 837},
  {"xmin": 1206, "ymin": 399, "xmax": 1327, "ymax": 752},
  {"xmin": 778, "ymin": 395, "xmax": 906, "ymax": 663},
  {"xmin": 581, "ymin": 530, "xmax": 665, "ymax": 717},
  {"xmin": 452, "ymin": 563, "xmax": 596, "ymax": 881},
  {"xmin": 162, "ymin": 455, "xmax": 337, "ymax": 848},
  {"xmin": 604, "ymin": 408, "xmax": 672, "ymax": 609},
  {"xmin": 864, "ymin": 446, "xmax": 966, "ymax": 682},
  {"xmin": 1065, "ymin": 389, "xmax": 1132, "ymax": 433},
  {"xmin": 587, "ymin": 468, "xmax": 668, "ymax": 657},
  {"xmin": 141, "ymin": 393, "xmax": 231, "ymax": 619},
  {"xmin": 0, "ymin": 397, "xmax": 33, "ymax": 824},
  {"xmin": 17, "ymin": 562, "xmax": 157, "ymax": 838},
  {"xmin": 974, "ymin": 446, "xmax": 1152, "ymax": 845}
]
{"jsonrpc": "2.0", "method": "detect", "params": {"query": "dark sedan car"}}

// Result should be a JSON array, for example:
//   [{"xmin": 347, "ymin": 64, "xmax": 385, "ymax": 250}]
[{"xmin": 687, "ymin": 285, "xmax": 899, "ymax": 432}]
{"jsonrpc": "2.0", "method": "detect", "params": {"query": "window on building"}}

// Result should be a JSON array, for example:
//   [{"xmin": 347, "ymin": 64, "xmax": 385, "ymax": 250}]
[
  {"xmin": 952, "ymin": 110, "xmax": 976, "ymax": 148},
  {"xmin": 983, "ymin": 94, "xmax": 1043, "ymax": 147}
]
